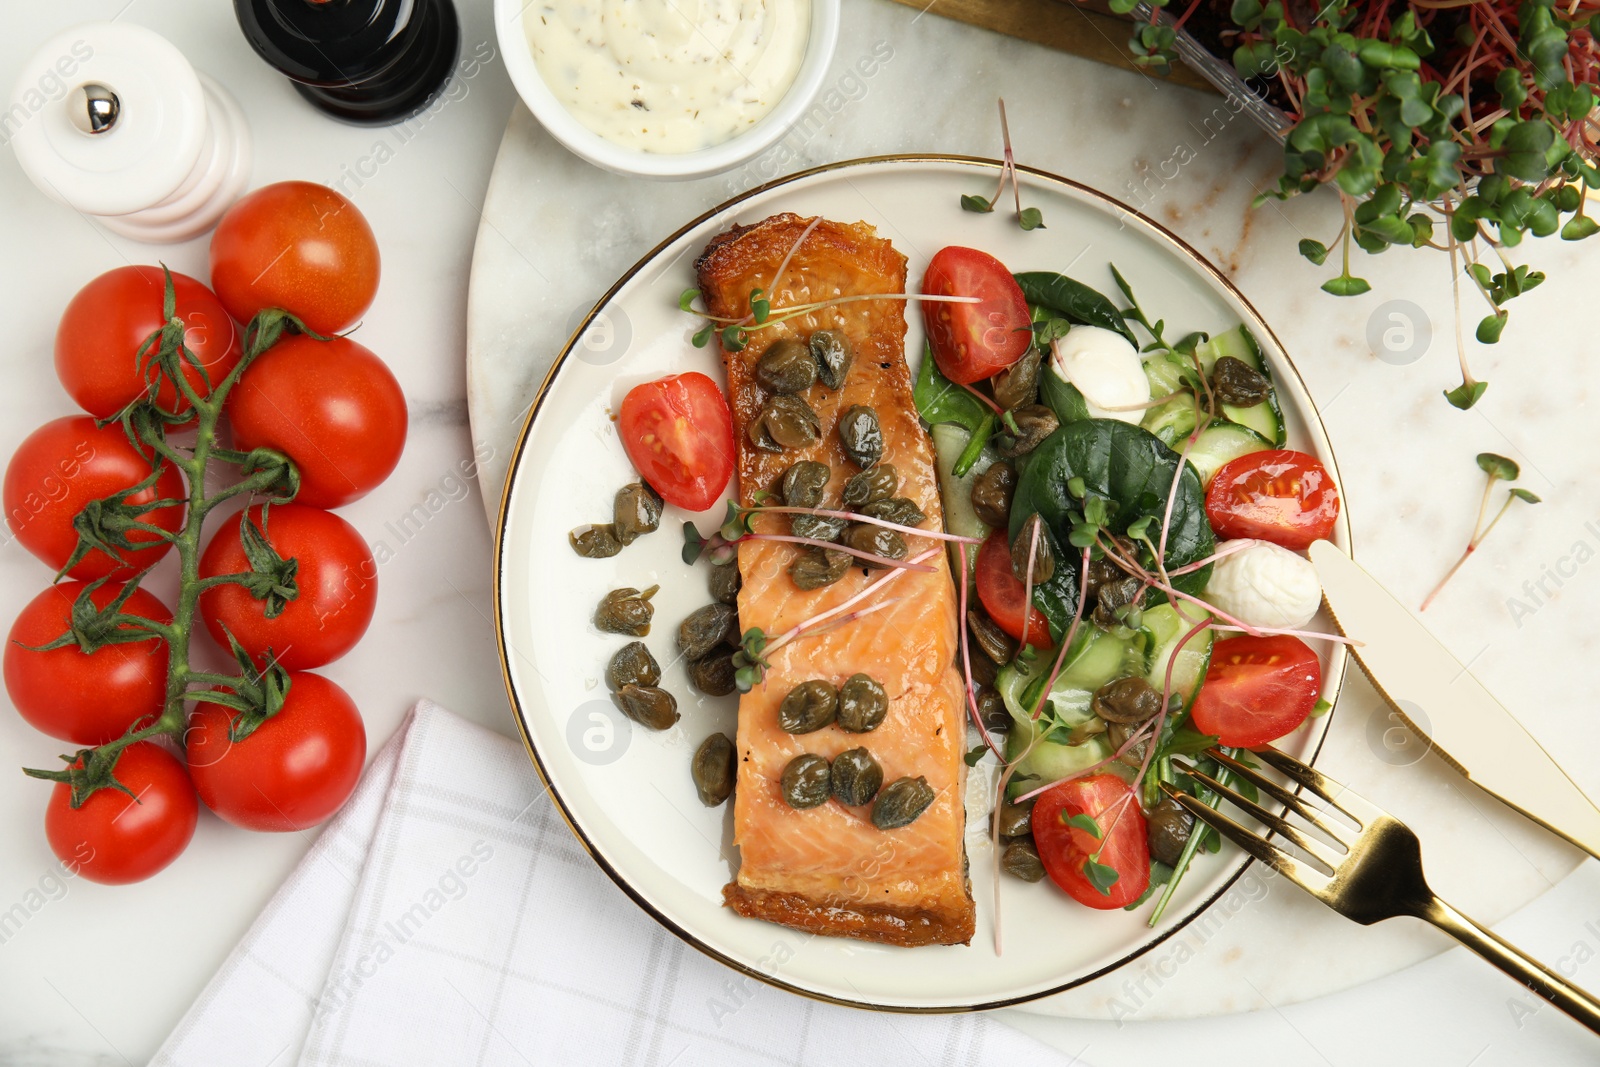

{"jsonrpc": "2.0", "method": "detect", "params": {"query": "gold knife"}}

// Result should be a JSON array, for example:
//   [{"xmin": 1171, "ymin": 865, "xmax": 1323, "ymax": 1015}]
[{"xmin": 1309, "ymin": 540, "xmax": 1600, "ymax": 859}]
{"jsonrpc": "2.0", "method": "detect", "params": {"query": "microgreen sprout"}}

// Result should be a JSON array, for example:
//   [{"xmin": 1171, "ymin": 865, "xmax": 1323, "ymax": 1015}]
[
  {"xmin": 1420, "ymin": 452, "xmax": 1542, "ymax": 610},
  {"xmin": 959, "ymin": 99, "xmax": 1046, "ymax": 231}
]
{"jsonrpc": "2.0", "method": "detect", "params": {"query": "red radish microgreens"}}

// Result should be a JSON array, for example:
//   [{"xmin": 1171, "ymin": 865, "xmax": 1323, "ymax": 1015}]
[
  {"xmin": 677, "ymin": 287, "xmax": 979, "ymax": 352},
  {"xmin": 959, "ymin": 99, "xmax": 1045, "ymax": 232},
  {"xmin": 681, "ymin": 508, "xmax": 939, "ymax": 574},
  {"xmin": 723, "ymin": 502, "xmax": 983, "ymax": 546},
  {"xmin": 1421, "ymin": 452, "xmax": 1541, "ymax": 610}
]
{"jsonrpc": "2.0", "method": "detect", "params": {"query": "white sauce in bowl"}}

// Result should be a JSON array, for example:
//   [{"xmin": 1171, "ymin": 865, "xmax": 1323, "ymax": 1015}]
[{"xmin": 524, "ymin": 0, "xmax": 812, "ymax": 154}]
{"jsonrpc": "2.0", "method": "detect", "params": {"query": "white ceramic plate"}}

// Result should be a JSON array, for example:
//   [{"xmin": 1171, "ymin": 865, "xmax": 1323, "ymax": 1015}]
[{"xmin": 493, "ymin": 156, "xmax": 1351, "ymax": 1012}]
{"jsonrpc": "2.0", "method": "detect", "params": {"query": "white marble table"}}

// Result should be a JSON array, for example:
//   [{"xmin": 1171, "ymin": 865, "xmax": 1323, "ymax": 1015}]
[{"xmin": 2, "ymin": 0, "xmax": 1598, "ymax": 1063}]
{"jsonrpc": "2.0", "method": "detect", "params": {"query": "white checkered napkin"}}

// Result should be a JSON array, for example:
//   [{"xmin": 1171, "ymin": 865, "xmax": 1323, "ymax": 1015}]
[{"xmin": 155, "ymin": 701, "xmax": 1083, "ymax": 1067}]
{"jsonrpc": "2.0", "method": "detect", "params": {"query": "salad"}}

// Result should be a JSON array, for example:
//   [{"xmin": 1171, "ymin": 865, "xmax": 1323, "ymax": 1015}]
[{"xmin": 915, "ymin": 244, "xmax": 1342, "ymax": 918}]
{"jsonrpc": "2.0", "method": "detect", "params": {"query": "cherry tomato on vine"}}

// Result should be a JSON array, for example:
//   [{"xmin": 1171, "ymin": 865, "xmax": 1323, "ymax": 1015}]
[
  {"xmin": 1190, "ymin": 633, "xmax": 1322, "ymax": 748},
  {"xmin": 44, "ymin": 742, "xmax": 198, "ymax": 885},
  {"xmin": 1204, "ymin": 449, "xmax": 1340, "ymax": 551},
  {"xmin": 228, "ymin": 334, "xmax": 407, "ymax": 509},
  {"xmin": 54, "ymin": 266, "xmax": 241, "ymax": 419},
  {"xmin": 920, "ymin": 246, "xmax": 1032, "ymax": 385},
  {"xmin": 617, "ymin": 372, "xmax": 735, "ymax": 512},
  {"xmin": 3, "ymin": 417, "xmax": 186, "ymax": 580},
  {"xmin": 974, "ymin": 531, "xmax": 1051, "ymax": 649},
  {"xmin": 188, "ymin": 671, "xmax": 366, "ymax": 831},
  {"xmin": 1032, "ymin": 774, "xmax": 1150, "ymax": 910},
  {"xmin": 197, "ymin": 504, "xmax": 377, "ymax": 670},
  {"xmin": 5, "ymin": 581, "xmax": 172, "ymax": 745},
  {"xmin": 209, "ymin": 181, "xmax": 380, "ymax": 335}
]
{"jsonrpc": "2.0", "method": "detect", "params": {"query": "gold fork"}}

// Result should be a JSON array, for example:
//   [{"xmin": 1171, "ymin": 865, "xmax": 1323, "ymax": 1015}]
[{"xmin": 1162, "ymin": 746, "xmax": 1600, "ymax": 1034}]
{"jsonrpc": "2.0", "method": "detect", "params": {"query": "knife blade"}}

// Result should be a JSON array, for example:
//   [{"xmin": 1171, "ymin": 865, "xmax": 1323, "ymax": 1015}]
[{"xmin": 1309, "ymin": 540, "xmax": 1600, "ymax": 859}]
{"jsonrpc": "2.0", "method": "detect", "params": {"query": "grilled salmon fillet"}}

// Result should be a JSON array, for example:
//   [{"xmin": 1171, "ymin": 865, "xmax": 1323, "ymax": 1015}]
[{"xmin": 696, "ymin": 214, "xmax": 975, "ymax": 948}]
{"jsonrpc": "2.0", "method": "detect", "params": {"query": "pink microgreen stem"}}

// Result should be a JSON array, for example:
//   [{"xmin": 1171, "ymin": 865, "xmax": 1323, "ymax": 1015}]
[
  {"xmin": 747, "ymin": 532, "xmax": 935, "ymax": 572},
  {"xmin": 1018, "ymin": 519, "xmax": 1041, "ymax": 650},
  {"xmin": 1013, "ymin": 718, "xmax": 1162, "ymax": 804},
  {"xmin": 1028, "ymin": 547, "xmax": 1093, "ymax": 722},
  {"xmin": 766, "ymin": 216, "xmax": 822, "ymax": 300},
  {"xmin": 956, "ymin": 542, "xmax": 1006, "ymax": 763},
  {"xmin": 763, "ymin": 549, "xmax": 937, "ymax": 658}
]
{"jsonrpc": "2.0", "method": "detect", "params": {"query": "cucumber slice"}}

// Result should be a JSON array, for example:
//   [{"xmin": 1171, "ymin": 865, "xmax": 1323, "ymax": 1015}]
[
  {"xmin": 1140, "ymin": 603, "xmax": 1214, "ymax": 709},
  {"xmin": 1197, "ymin": 326, "xmax": 1286, "ymax": 447},
  {"xmin": 1140, "ymin": 393, "xmax": 1198, "ymax": 447},
  {"xmin": 1005, "ymin": 716, "xmax": 1120, "ymax": 800},
  {"xmin": 931, "ymin": 423, "xmax": 994, "ymax": 578},
  {"xmin": 1186, "ymin": 422, "xmax": 1271, "ymax": 485},
  {"xmin": 1142, "ymin": 353, "xmax": 1188, "ymax": 396}
]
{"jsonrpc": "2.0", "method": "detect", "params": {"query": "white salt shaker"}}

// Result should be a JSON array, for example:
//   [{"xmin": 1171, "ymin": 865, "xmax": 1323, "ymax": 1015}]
[{"xmin": 7, "ymin": 22, "xmax": 251, "ymax": 243}]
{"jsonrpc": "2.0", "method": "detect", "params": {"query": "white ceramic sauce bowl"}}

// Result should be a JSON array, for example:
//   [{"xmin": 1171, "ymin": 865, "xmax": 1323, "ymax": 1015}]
[{"xmin": 494, "ymin": 0, "xmax": 842, "ymax": 181}]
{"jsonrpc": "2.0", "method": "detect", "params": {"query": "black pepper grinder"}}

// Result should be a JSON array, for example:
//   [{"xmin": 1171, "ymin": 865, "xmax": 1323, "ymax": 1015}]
[{"xmin": 234, "ymin": 0, "xmax": 460, "ymax": 126}]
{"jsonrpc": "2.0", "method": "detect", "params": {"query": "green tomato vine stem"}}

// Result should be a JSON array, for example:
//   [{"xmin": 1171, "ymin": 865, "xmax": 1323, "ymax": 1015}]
[{"xmin": 22, "ymin": 276, "xmax": 313, "ymax": 806}]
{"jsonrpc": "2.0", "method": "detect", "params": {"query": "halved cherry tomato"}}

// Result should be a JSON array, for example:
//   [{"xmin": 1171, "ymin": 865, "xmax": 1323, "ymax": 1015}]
[
  {"xmin": 3, "ymin": 417, "xmax": 186, "ymax": 580},
  {"xmin": 1032, "ymin": 774, "xmax": 1150, "ymax": 909},
  {"xmin": 188, "ymin": 672, "xmax": 366, "ymax": 832},
  {"xmin": 920, "ymin": 246, "xmax": 1032, "ymax": 385},
  {"xmin": 44, "ymin": 742, "xmax": 198, "ymax": 885},
  {"xmin": 617, "ymin": 373, "xmax": 735, "ymax": 512},
  {"xmin": 1204, "ymin": 449, "xmax": 1339, "ymax": 551},
  {"xmin": 54, "ymin": 266, "xmax": 241, "ymax": 419},
  {"xmin": 975, "ymin": 531, "xmax": 1051, "ymax": 649},
  {"xmin": 1190, "ymin": 633, "xmax": 1321, "ymax": 748},
  {"xmin": 5, "ymin": 581, "xmax": 172, "ymax": 745}
]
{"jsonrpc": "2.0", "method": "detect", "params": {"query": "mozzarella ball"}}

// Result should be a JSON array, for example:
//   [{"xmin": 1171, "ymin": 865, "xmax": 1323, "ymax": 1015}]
[
  {"xmin": 1050, "ymin": 325, "xmax": 1147, "ymax": 424},
  {"xmin": 1205, "ymin": 539, "xmax": 1322, "ymax": 630}
]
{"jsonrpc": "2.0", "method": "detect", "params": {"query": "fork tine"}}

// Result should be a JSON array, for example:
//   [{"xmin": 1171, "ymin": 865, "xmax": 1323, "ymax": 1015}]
[
  {"xmin": 1175, "ymin": 760, "xmax": 1346, "ymax": 872},
  {"xmin": 1250, "ymin": 745, "xmax": 1385, "ymax": 826},
  {"xmin": 1202, "ymin": 748, "xmax": 1356, "ymax": 846},
  {"xmin": 1159, "ymin": 783, "xmax": 1331, "ymax": 891}
]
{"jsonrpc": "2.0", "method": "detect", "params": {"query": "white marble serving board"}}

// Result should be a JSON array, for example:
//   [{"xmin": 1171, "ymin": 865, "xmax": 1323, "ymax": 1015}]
[{"xmin": 465, "ymin": 0, "xmax": 1596, "ymax": 1020}]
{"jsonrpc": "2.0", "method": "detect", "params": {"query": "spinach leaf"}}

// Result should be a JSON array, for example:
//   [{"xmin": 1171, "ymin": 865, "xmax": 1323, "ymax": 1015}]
[
  {"xmin": 1015, "ymin": 272, "xmax": 1137, "ymax": 345},
  {"xmin": 1028, "ymin": 518, "xmax": 1082, "ymax": 643},
  {"xmin": 913, "ymin": 345, "xmax": 986, "ymax": 433},
  {"xmin": 1039, "ymin": 366, "xmax": 1090, "ymax": 424},
  {"xmin": 1010, "ymin": 420, "xmax": 1215, "ymax": 601}
]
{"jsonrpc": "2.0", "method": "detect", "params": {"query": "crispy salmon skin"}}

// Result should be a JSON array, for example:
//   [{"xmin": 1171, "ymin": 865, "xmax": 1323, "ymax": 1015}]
[{"xmin": 695, "ymin": 214, "xmax": 975, "ymax": 948}]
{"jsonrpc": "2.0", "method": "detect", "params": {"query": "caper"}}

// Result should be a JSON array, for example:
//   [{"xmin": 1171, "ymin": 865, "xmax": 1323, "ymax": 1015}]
[
  {"xmin": 793, "ymin": 513, "xmax": 847, "ymax": 543},
  {"xmin": 993, "ymin": 348, "xmax": 1043, "ymax": 411},
  {"xmin": 830, "ymin": 747, "xmax": 884, "ymax": 807},
  {"xmin": 976, "ymin": 685, "xmax": 1010, "ymax": 732},
  {"xmin": 1147, "ymin": 795, "xmax": 1195, "ymax": 866},
  {"xmin": 841, "ymin": 523, "xmax": 906, "ymax": 568},
  {"xmin": 606, "ymin": 641, "xmax": 660, "ymax": 690},
  {"xmin": 967, "ymin": 610, "xmax": 1017, "ymax": 665},
  {"xmin": 780, "ymin": 753, "xmax": 832, "ymax": 809},
  {"xmin": 612, "ymin": 482, "xmax": 663, "ymax": 546},
  {"xmin": 1086, "ymin": 542, "xmax": 1134, "ymax": 600},
  {"xmin": 570, "ymin": 523, "xmax": 622, "ymax": 559},
  {"xmin": 613, "ymin": 684, "xmax": 679, "ymax": 730},
  {"xmin": 859, "ymin": 497, "xmax": 926, "ymax": 528},
  {"xmin": 709, "ymin": 560, "xmax": 741, "ymax": 606},
  {"xmin": 1010, "ymin": 513, "xmax": 1055, "ymax": 584},
  {"xmin": 809, "ymin": 330, "xmax": 853, "ymax": 389},
  {"xmin": 1093, "ymin": 676, "xmax": 1164, "ymax": 724},
  {"xmin": 996, "ymin": 404, "xmax": 1058, "ymax": 459},
  {"xmin": 1107, "ymin": 721, "xmax": 1149, "ymax": 768},
  {"xmin": 996, "ymin": 799, "xmax": 1034, "ymax": 839},
  {"xmin": 837, "ymin": 673, "xmax": 888, "ymax": 733},
  {"xmin": 691, "ymin": 733, "xmax": 737, "ymax": 807},
  {"xmin": 837, "ymin": 405, "xmax": 884, "ymax": 468},
  {"xmin": 595, "ymin": 585, "xmax": 657, "ymax": 636},
  {"xmin": 789, "ymin": 547, "xmax": 852, "ymax": 590},
  {"xmin": 842, "ymin": 464, "xmax": 898, "ymax": 507},
  {"xmin": 1092, "ymin": 575, "xmax": 1142, "ymax": 631},
  {"xmin": 1000, "ymin": 838, "xmax": 1046, "ymax": 882},
  {"xmin": 678, "ymin": 603, "xmax": 737, "ymax": 660},
  {"xmin": 689, "ymin": 649, "xmax": 738, "ymax": 697},
  {"xmin": 778, "ymin": 679, "xmax": 838, "ymax": 733},
  {"xmin": 970, "ymin": 462, "xmax": 1015, "ymax": 529},
  {"xmin": 871, "ymin": 776, "xmax": 936, "ymax": 830},
  {"xmin": 968, "ymin": 649, "xmax": 998, "ymax": 689},
  {"xmin": 749, "ymin": 394, "xmax": 821, "ymax": 452},
  {"xmin": 756, "ymin": 337, "xmax": 818, "ymax": 394},
  {"xmin": 781, "ymin": 460, "xmax": 830, "ymax": 508},
  {"xmin": 1211, "ymin": 356, "xmax": 1269, "ymax": 407}
]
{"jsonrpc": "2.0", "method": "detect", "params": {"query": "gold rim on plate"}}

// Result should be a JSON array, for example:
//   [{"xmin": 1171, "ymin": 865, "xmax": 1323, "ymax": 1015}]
[{"xmin": 489, "ymin": 154, "xmax": 1353, "ymax": 1014}]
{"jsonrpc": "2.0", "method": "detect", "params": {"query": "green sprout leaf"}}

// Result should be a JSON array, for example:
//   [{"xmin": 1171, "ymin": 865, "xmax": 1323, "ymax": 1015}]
[
  {"xmin": 1298, "ymin": 239, "xmax": 1330, "ymax": 265},
  {"xmin": 1066, "ymin": 812, "xmax": 1104, "ymax": 838},
  {"xmin": 1476, "ymin": 311, "xmax": 1509, "ymax": 344},
  {"xmin": 961, "ymin": 194, "xmax": 994, "ymax": 213},
  {"xmin": 1018, "ymin": 207, "xmax": 1046, "ymax": 231},
  {"xmin": 1321, "ymin": 274, "xmax": 1372, "ymax": 297},
  {"xmin": 1084, "ymin": 859, "xmax": 1121, "ymax": 895},
  {"xmin": 678, "ymin": 288, "xmax": 699, "ymax": 313},
  {"xmin": 1446, "ymin": 381, "xmax": 1489, "ymax": 409},
  {"xmin": 1510, "ymin": 487, "xmax": 1542, "ymax": 504},
  {"xmin": 964, "ymin": 744, "xmax": 989, "ymax": 767},
  {"xmin": 1477, "ymin": 452, "xmax": 1520, "ymax": 481}
]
